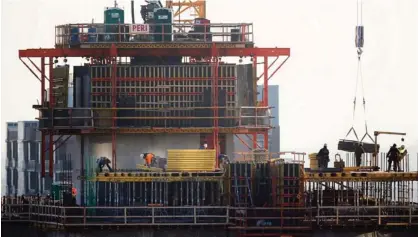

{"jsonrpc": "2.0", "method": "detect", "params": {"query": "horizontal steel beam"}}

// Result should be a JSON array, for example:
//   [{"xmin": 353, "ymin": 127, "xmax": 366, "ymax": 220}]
[
  {"xmin": 19, "ymin": 47, "xmax": 290, "ymax": 58},
  {"xmin": 305, "ymin": 171, "xmax": 418, "ymax": 182}
]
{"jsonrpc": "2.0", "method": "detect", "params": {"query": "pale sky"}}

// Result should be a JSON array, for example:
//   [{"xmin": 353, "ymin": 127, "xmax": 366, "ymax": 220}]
[{"xmin": 1, "ymin": 0, "xmax": 418, "ymax": 170}]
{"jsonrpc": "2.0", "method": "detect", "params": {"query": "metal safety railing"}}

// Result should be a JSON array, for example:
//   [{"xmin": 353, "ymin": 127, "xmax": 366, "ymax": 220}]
[
  {"xmin": 55, "ymin": 23, "xmax": 254, "ymax": 47},
  {"xmin": 233, "ymin": 151, "xmax": 306, "ymax": 163},
  {"xmin": 36, "ymin": 106, "xmax": 272, "ymax": 130},
  {"xmin": 4, "ymin": 203, "xmax": 416, "ymax": 228},
  {"xmin": 316, "ymin": 205, "xmax": 418, "ymax": 226},
  {"xmin": 1, "ymin": 203, "xmax": 229, "ymax": 226}
]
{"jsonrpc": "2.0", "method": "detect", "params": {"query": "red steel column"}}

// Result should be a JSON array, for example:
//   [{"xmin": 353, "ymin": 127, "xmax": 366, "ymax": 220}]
[{"xmin": 263, "ymin": 56, "xmax": 269, "ymax": 152}]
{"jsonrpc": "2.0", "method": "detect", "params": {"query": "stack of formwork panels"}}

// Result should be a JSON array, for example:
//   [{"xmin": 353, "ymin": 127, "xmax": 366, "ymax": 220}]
[
  {"xmin": 52, "ymin": 65, "xmax": 70, "ymax": 108},
  {"xmin": 166, "ymin": 149, "xmax": 216, "ymax": 172},
  {"xmin": 89, "ymin": 64, "xmax": 238, "ymax": 128}
]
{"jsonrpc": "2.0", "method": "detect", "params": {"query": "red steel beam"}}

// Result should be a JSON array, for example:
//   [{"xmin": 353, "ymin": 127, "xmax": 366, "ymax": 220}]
[{"xmin": 19, "ymin": 47, "xmax": 290, "ymax": 58}]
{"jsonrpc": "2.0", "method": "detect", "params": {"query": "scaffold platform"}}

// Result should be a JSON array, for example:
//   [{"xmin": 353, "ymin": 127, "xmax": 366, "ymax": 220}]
[
  {"xmin": 305, "ymin": 171, "xmax": 418, "ymax": 182},
  {"xmin": 93, "ymin": 171, "xmax": 224, "ymax": 182}
]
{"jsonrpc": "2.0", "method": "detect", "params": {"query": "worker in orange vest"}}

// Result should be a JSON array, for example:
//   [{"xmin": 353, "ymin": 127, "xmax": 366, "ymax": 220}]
[{"xmin": 140, "ymin": 153, "xmax": 155, "ymax": 168}]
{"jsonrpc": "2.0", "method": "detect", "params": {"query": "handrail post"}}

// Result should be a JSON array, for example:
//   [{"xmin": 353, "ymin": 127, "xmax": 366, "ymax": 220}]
[
  {"xmin": 409, "ymin": 206, "xmax": 412, "ymax": 225},
  {"xmin": 124, "ymin": 207, "xmax": 127, "ymax": 224},
  {"xmin": 83, "ymin": 207, "xmax": 86, "ymax": 226},
  {"xmin": 336, "ymin": 207, "xmax": 339, "ymax": 225},
  {"xmin": 226, "ymin": 207, "xmax": 229, "ymax": 224},
  {"xmin": 152, "ymin": 207, "xmax": 155, "ymax": 224},
  {"xmin": 378, "ymin": 205, "xmax": 381, "ymax": 225},
  {"xmin": 194, "ymin": 207, "xmax": 197, "ymax": 224}
]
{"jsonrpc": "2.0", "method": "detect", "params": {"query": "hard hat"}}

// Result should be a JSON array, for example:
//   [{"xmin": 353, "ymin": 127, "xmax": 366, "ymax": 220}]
[
  {"xmin": 324, "ymin": 143, "xmax": 327, "ymax": 147},
  {"xmin": 139, "ymin": 154, "xmax": 144, "ymax": 159},
  {"xmin": 400, "ymin": 145, "xmax": 405, "ymax": 149}
]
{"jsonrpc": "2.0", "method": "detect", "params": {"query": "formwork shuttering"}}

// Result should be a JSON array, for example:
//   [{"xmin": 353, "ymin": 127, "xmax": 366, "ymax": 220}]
[{"xmin": 68, "ymin": 63, "xmax": 256, "ymax": 129}]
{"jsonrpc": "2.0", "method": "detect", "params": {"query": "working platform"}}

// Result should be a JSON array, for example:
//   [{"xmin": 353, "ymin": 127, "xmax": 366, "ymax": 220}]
[
  {"xmin": 55, "ymin": 23, "xmax": 254, "ymax": 49},
  {"xmin": 93, "ymin": 171, "xmax": 224, "ymax": 182},
  {"xmin": 305, "ymin": 171, "xmax": 418, "ymax": 182}
]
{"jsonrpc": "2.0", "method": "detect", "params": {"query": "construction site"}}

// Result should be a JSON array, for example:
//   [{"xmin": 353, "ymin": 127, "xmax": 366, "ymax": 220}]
[{"xmin": 2, "ymin": 0, "xmax": 418, "ymax": 236}]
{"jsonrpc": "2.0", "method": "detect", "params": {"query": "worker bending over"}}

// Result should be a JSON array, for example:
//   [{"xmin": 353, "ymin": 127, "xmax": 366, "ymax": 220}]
[
  {"xmin": 97, "ymin": 157, "xmax": 112, "ymax": 172},
  {"xmin": 317, "ymin": 144, "xmax": 330, "ymax": 168},
  {"xmin": 387, "ymin": 144, "xmax": 400, "ymax": 172},
  {"xmin": 140, "ymin": 153, "xmax": 155, "ymax": 168},
  {"xmin": 354, "ymin": 143, "xmax": 365, "ymax": 167}
]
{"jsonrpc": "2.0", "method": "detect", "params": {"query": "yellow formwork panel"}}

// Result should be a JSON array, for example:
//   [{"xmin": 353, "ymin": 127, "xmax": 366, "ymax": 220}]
[{"xmin": 167, "ymin": 149, "xmax": 216, "ymax": 172}]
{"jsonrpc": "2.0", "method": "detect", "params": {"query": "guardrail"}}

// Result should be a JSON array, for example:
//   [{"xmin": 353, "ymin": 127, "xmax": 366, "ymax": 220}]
[
  {"xmin": 55, "ymin": 23, "xmax": 254, "ymax": 46},
  {"xmin": 2, "ymin": 204, "xmax": 228, "ymax": 226},
  {"xmin": 36, "ymin": 106, "xmax": 272, "ymax": 130},
  {"xmin": 2, "ymin": 203, "xmax": 418, "ymax": 228}
]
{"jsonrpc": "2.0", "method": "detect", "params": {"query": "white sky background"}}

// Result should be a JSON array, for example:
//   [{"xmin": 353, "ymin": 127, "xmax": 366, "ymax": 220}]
[{"xmin": 1, "ymin": 0, "xmax": 417, "ymax": 171}]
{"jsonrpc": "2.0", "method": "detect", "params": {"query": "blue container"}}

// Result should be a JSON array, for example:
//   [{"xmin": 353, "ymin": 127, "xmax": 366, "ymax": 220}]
[
  {"xmin": 88, "ymin": 28, "xmax": 97, "ymax": 42},
  {"xmin": 70, "ymin": 27, "xmax": 80, "ymax": 45}
]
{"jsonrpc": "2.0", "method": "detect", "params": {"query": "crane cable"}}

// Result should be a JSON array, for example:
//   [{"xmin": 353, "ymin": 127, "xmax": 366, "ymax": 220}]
[{"xmin": 346, "ymin": 0, "xmax": 373, "ymax": 142}]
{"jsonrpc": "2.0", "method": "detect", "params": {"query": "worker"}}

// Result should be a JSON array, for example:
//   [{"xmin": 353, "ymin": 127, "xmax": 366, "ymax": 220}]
[
  {"xmin": 354, "ymin": 143, "xmax": 365, "ymax": 167},
  {"xmin": 317, "ymin": 144, "xmax": 330, "ymax": 168},
  {"xmin": 140, "ymin": 153, "xmax": 155, "ymax": 168},
  {"xmin": 96, "ymin": 157, "xmax": 112, "ymax": 172},
  {"xmin": 396, "ymin": 145, "xmax": 408, "ymax": 171},
  {"xmin": 398, "ymin": 145, "xmax": 408, "ymax": 161},
  {"xmin": 218, "ymin": 154, "xmax": 230, "ymax": 170},
  {"xmin": 386, "ymin": 144, "xmax": 400, "ymax": 172},
  {"xmin": 200, "ymin": 142, "xmax": 208, "ymax": 149}
]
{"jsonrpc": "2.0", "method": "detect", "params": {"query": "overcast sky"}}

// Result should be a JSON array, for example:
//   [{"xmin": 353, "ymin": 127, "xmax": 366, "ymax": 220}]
[{"xmin": 1, "ymin": 0, "xmax": 417, "ymax": 171}]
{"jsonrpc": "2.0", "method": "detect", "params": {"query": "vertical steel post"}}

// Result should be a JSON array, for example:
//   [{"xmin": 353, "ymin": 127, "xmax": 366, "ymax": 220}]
[
  {"xmin": 110, "ymin": 44, "xmax": 118, "ymax": 170},
  {"xmin": 41, "ymin": 57, "xmax": 46, "ymax": 178},
  {"xmin": 263, "ymin": 56, "xmax": 269, "ymax": 152},
  {"xmin": 211, "ymin": 43, "xmax": 219, "ymax": 165},
  {"xmin": 49, "ymin": 57, "xmax": 54, "ymax": 177},
  {"xmin": 81, "ymin": 135, "xmax": 85, "ymax": 206}
]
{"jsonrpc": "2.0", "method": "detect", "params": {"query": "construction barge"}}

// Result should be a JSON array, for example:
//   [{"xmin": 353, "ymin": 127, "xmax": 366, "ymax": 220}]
[{"xmin": 4, "ymin": 1, "xmax": 418, "ymax": 236}]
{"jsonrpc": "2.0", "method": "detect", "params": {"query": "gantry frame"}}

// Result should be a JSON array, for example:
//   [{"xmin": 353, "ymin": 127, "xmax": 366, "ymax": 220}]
[
  {"xmin": 19, "ymin": 44, "xmax": 290, "ymax": 178},
  {"xmin": 166, "ymin": 0, "xmax": 206, "ymax": 24}
]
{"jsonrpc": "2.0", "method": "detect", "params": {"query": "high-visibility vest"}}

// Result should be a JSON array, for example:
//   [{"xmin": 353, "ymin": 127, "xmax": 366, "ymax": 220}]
[{"xmin": 72, "ymin": 188, "xmax": 77, "ymax": 196}]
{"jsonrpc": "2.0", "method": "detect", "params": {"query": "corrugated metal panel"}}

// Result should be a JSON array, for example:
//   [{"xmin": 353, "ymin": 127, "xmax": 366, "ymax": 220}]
[{"xmin": 167, "ymin": 149, "xmax": 216, "ymax": 172}]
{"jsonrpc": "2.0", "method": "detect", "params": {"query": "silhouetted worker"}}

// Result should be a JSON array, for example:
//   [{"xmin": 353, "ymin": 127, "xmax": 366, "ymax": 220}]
[
  {"xmin": 317, "ymin": 144, "xmax": 330, "ymax": 168},
  {"xmin": 96, "ymin": 157, "xmax": 112, "ymax": 172},
  {"xmin": 387, "ymin": 144, "xmax": 400, "ymax": 172},
  {"xmin": 140, "ymin": 153, "xmax": 155, "ymax": 168},
  {"xmin": 354, "ymin": 143, "xmax": 365, "ymax": 167}
]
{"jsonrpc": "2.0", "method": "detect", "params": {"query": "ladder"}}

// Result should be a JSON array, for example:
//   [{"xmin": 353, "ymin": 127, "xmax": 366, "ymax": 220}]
[
  {"xmin": 233, "ymin": 164, "xmax": 253, "ymax": 207},
  {"xmin": 232, "ymin": 163, "xmax": 254, "ymax": 236}
]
